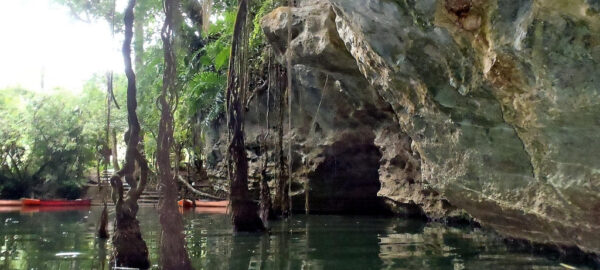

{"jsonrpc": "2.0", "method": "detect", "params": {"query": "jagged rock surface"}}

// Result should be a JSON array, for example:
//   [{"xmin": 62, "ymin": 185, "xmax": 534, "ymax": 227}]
[{"xmin": 205, "ymin": 0, "xmax": 600, "ymax": 255}]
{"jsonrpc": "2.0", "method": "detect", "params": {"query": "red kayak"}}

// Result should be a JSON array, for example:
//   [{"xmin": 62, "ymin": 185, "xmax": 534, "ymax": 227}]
[
  {"xmin": 178, "ymin": 199, "xmax": 194, "ymax": 208},
  {"xmin": 20, "ymin": 206, "xmax": 90, "ymax": 213},
  {"xmin": 0, "ymin": 200, "xmax": 22, "ymax": 206},
  {"xmin": 195, "ymin": 200, "xmax": 229, "ymax": 208},
  {"xmin": 39, "ymin": 199, "xmax": 91, "ymax": 206},
  {"xmin": 22, "ymin": 199, "xmax": 41, "ymax": 206},
  {"xmin": 22, "ymin": 199, "xmax": 91, "ymax": 207}
]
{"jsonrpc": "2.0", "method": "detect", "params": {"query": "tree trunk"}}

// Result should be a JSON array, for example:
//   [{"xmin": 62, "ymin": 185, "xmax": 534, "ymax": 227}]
[
  {"xmin": 96, "ymin": 160, "xmax": 101, "ymax": 185},
  {"xmin": 227, "ymin": 0, "xmax": 265, "ymax": 233},
  {"xmin": 259, "ymin": 156, "xmax": 274, "ymax": 224},
  {"xmin": 97, "ymin": 202, "xmax": 109, "ymax": 239},
  {"xmin": 134, "ymin": 4, "xmax": 144, "ymax": 73},
  {"xmin": 178, "ymin": 175, "xmax": 224, "ymax": 200},
  {"xmin": 156, "ymin": 0, "xmax": 193, "ymax": 268},
  {"xmin": 201, "ymin": 0, "xmax": 212, "ymax": 33},
  {"xmin": 109, "ymin": 0, "xmax": 150, "ymax": 268},
  {"xmin": 274, "ymin": 65, "xmax": 289, "ymax": 217},
  {"xmin": 111, "ymin": 129, "xmax": 120, "ymax": 171},
  {"xmin": 112, "ymin": 199, "xmax": 149, "ymax": 268}
]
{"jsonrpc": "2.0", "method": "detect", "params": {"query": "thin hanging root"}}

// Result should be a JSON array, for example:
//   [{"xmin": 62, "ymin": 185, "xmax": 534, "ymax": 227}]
[
  {"xmin": 156, "ymin": 0, "xmax": 193, "ymax": 267},
  {"xmin": 259, "ymin": 49, "xmax": 274, "ymax": 223},
  {"xmin": 97, "ymin": 0, "xmax": 114, "ymax": 243},
  {"xmin": 286, "ymin": 0, "xmax": 294, "ymax": 215},
  {"xmin": 310, "ymin": 75, "xmax": 328, "ymax": 136}
]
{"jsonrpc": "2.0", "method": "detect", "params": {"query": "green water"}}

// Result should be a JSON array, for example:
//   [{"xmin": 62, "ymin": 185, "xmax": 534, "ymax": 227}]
[{"xmin": 0, "ymin": 207, "xmax": 584, "ymax": 269}]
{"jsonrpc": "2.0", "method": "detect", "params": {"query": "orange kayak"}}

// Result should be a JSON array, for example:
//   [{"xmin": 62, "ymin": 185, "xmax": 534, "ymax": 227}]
[
  {"xmin": 195, "ymin": 200, "xmax": 229, "ymax": 208},
  {"xmin": 178, "ymin": 199, "xmax": 194, "ymax": 208},
  {"xmin": 0, "ymin": 200, "xmax": 22, "ymax": 206}
]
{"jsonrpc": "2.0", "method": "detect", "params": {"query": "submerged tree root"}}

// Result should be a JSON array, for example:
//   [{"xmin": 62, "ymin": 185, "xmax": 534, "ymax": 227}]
[{"xmin": 97, "ymin": 203, "xmax": 109, "ymax": 239}]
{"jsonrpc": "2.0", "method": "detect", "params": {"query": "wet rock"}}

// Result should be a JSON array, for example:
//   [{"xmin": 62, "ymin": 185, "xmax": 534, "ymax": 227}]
[
  {"xmin": 247, "ymin": 0, "xmax": 600, "ymax": 256},
  {"xmin": 460, "ymin": 13, "xmax": 481, "ymax": 31},
  {"xmin": 445, "ymin": 0, "xmax": 472, "ymax": 16},
  {"xmin": 203, "ymin": 0, "xmax": 600, "ymax": 257}
]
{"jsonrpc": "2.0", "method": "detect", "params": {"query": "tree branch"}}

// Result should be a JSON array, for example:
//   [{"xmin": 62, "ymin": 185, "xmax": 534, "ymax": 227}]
[{"xmin": 177, "ymin": 175, "xmax": 225, "ymax": 200}]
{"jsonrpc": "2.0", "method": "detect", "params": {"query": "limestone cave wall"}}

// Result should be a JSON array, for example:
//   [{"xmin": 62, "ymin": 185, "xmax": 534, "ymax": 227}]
[{"xmin": 203, "ymin": 0, "xmax": 600, "ymax": 255}]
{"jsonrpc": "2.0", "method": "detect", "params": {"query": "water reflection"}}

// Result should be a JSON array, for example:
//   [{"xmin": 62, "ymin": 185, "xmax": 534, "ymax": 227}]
[{"xmin": 0, "ymin": 207, "xmax": 589, "ymax": 269}]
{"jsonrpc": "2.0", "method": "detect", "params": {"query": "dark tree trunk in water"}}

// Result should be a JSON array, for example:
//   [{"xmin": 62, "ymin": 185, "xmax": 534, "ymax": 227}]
[
  {"xmin": 109, "ymin": 0, "xmax": 150, "ymax": 268},
  {"xmin": 156, "ymin": 0, "xmax": 193, "ymax": 269},
  {"xmin": 274, "ymin": 65, "xmax": 289, "ymax": 217},
  {"xmin": 227, "ymin": 0, "xmax": 265, "ymax": 232},
  {"xmin": 259, "ymin": 156, "xmax": 274, "ymax": 224},
  {"xmin": 97, "ymin": 202, "xmax": 109, "ymax": 239},
  {"xmin": 112, "ymin": 199, "xmax": 149, "ymax": 268}
]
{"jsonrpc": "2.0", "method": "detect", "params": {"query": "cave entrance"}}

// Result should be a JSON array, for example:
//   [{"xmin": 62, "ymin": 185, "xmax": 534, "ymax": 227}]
[{"xmin": 299, "ymin": 132, "xmax": 389, "ymax": 215}]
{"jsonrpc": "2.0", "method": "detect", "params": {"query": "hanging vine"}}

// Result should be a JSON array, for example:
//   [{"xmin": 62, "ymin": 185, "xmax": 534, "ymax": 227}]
[
  {"xmin": 259, "ymin": 48, "xmax": 275, "ymax": 224},
  {"xmin": 156, "ymin": 0, "xmax": 194, "ymax": 268},
  {"xmin": 108, "ymin": 0, "xmax": 151, "ymax": 267},
  {"xmin": 226, "ymin": 0, "xmax": 265, "ymax": 232},
  {"xmin": 97, "ymin": 0, "xmax": 118, "ymax": 240}
]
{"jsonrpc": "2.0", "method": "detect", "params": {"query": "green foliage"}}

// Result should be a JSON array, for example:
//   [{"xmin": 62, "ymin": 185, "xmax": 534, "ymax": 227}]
[
  {"xmin": 29, "ymin": 0, "xmax": 280, "ymax": 184},
  {"xmin": 0, "ymin": 87, "xmax": 104, "ymax": 198},
  {"xmin": 54, "ymin": 0, "xmax": 119, "ymax": 23},
  {"xmin": 133, "ymin": 0, "xmax": 278, "ymax": 161},
  {"xmin": 175, "ymin": 7, "xmax": 238, "ymax": 142},
  {"xmin": 250, "ymin": 0, "xmax": 276, "ymax": 50},
  {"xmin": 0, "ymin": 72, "xmax": 128, "ymax": 199}
]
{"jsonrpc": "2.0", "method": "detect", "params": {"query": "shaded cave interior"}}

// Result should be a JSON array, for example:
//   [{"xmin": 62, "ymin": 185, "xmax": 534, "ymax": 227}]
[{"xmin": 292, "ymin": 132, "xmax": 391, "ymax": 215}]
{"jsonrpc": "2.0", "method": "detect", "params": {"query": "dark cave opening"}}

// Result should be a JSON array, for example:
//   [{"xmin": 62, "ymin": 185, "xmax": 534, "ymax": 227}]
[{"xmin": 296, "ymin": 132, "xmax": 391, "ymax": 215}]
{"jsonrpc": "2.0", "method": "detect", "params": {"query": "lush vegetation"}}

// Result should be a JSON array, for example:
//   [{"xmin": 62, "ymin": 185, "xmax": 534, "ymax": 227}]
[
  {"xmin": 0, "ymin": 0, "xmax": 280, "ymax": 200},
  {"xmin": 0, "ymin": 86, "xmax": 105, "ymax": 199}
]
